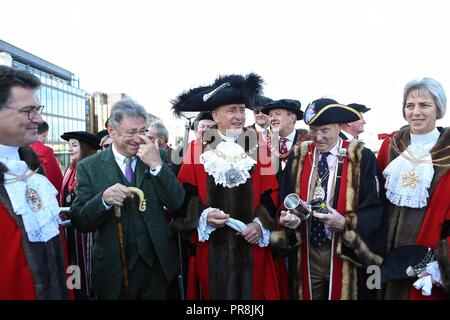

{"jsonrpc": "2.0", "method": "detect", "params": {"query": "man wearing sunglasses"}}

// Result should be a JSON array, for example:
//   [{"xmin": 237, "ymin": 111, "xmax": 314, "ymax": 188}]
[{"xmin": 0, "ymin": 65, "xmax": 69, "ymax": 299}]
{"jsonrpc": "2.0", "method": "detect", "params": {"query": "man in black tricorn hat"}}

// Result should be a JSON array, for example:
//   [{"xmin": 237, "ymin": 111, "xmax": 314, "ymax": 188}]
[
  {"xmin": 172, "ymin": 73, "xmax": 284, "ymax": 299},
  {"xmin": 339, "ymin": 103, "xmax": 371, "ymax": 140},
  {"xmin": 271, "ymin": 98, "xmax": 386, "ymax": 300}
]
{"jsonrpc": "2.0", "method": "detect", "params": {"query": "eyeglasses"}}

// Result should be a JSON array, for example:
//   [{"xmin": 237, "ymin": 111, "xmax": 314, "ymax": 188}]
[
  {"xmin": 253, "ymin": 108, "xmax": 262, "ymax": 114},
  {"xmin": 102, "ymin": 144, "xmax": 111, "ymax": 149},
  {"xmin": 122, "ymin": 129, "xmax": 148, "ymax": 138},
  {"xmin": 4, "ymin": 105, "xmax": 45, "ymax": 120}
]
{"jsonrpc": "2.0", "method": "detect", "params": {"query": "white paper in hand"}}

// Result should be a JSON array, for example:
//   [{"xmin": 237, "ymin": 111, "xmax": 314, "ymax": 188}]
[{"xmin": 226, "ymin": 218, "xmax": 247, "ymax": 232}]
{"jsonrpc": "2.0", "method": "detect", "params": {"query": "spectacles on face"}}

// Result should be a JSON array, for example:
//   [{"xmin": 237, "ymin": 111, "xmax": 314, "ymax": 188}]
[
  {"xmin": 121, "ymin": 129, "xmax": 148, "ymax": 138},
  {"xmin": 102, "ymin": 143, "xmax": 111, "ymax": 148},
  {"xmin": 253, "ymin": 108, "xmax": 262, "ymax": 114},
  {"xmin": 4, "ymin": 105, "xmax": 45, "ymax": 120}
]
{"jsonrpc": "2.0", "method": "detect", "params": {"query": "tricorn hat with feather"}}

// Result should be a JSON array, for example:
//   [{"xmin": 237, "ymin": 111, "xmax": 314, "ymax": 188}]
[{"xmin": 171, "ymin": 73, "xmax": 264, "ymax": 118}]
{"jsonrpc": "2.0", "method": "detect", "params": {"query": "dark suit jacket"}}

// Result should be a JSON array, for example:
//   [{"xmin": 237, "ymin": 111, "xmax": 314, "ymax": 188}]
[
  {"xmin": 69, "ymin": 147, "xmax": 185, "ymax": 299},
  {"xmin": 277, "ymin": 129, "xmax": 308, "ymax": 202}
]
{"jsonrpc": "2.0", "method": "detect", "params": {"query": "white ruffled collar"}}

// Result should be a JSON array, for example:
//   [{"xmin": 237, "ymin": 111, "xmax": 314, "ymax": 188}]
[
  {"xmin": 200, "ymin": 141, "xmax": 256, "ymax": 188},
  {"xmin": 0, "ymin": 153, "xmax": 61, "ymax": 242},
  {"xmin": 383, "ymin": 143, "xmax": 434, "ymax": 208}
]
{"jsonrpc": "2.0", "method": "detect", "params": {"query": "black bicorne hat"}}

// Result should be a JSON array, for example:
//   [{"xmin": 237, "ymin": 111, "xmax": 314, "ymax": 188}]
[
  {"xmin": 348, "ymin": 103, "xmax": 371, "ymax": 114},
  {"xmin": 304, "ymin": 98, "xmax": 361, "ymax": 126},
  {"xmin": 380, "ymin": 245, "xmax": 435, "ymax": 284},
  {"xmin": 61, "ymin": 131, "xmax": 102, "ymax": 150},
  {"xmin": 260, "ymin": 99, "xmax": 303, "ymax": 119},
  {"xmin": 171, "ymin": 73, "xmax": 264, "ymax": 118}
]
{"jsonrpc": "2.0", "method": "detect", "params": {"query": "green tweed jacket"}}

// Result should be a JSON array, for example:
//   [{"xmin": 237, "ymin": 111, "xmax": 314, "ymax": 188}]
[{"xmin": 69, "ymin": 147, "xmax": 184, "ymax": 299}]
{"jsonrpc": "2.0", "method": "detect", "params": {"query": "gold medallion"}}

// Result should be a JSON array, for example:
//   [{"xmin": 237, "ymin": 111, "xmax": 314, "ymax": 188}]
[
  {"xmin": 313, "ymin": 185, "xmax": 325, "ymax": 200},
  {"xmin": 402, "ymin": 170, "xmax": 420, "ymax": 189}
]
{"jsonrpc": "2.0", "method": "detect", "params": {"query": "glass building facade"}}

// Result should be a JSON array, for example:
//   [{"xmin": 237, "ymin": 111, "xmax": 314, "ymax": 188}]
[
  {"xmin": 1, "ymin": 39, "xmax": 89, "ymax": 170},
  {"xmin": 12, "ymin": 61, "xmax": 89, "ymax": 169}
]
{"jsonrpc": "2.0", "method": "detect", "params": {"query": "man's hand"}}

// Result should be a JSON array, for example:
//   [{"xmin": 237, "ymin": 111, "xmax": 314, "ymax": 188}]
[
  {"xmin": 240, "ymin": 222, "xmax": 262, "ymax": 244},
  {"xmin": 102, "ymin": 183, "xmax": 132, "ymax": 207},
  {"xmin": 418, "ymin": 270, "xmax": 441, "ymax": 286},
  {"xmin": 137, "ymin": 134, "xmax": 163, "ymax": 169},
  {"xmin": 312, "ymin": 204, "xmax": 346, "ymax": 232},
  {"xmin": 279, "ymin": 210, "xmax": 301, "ymax": 229},
  {"xmin": 207, "ymin": 209, "xmax": 229, "ymax": 228}
]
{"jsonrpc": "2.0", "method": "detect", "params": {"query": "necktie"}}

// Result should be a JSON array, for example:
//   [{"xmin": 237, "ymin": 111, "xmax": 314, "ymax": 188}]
[
  {"xmin": 279, "ymin": 137, "xmax": 289, "ymax": 155},
  {"xmin": 310, "ymin": 152, "xmax": 331, "ymax": 248},
  {"xmin": 124, "ymin": 157, "xmax": 133, "ymax": 183}
]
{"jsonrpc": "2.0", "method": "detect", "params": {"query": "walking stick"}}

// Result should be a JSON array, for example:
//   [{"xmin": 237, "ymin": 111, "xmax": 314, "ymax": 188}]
[
  {"xmin": 177, "ymin": 112, "xmax": 196, "ymax": 300},
  {"xmin": 114, "ymin": 187, "xmax": 147, "ymax": 298}
]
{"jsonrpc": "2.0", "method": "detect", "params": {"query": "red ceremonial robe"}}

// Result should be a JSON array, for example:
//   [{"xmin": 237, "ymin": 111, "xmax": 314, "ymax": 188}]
[
  {"xmin": 177, "ymin": 139, "xmax": 281, "ymax": 300},
  {"xmin": 377, "ymin": 128, "xmax": 450, "ymax": 299},
  {"xmin": 30, "ymin": 140, "xmax": 63, "ymax": 192},
  {"xmin": 0, "ymin": 203, "xmax": 36, "ymax": 299},
  {"xmin": 409, "ymin": 172, "xmax": 450, "ymax": 299}
]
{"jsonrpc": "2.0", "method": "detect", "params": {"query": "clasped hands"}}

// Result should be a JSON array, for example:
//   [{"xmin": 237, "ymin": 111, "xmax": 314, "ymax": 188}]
[{"xmin": 207, "ymin": 209, "xmax": 262, "ymax": 244}]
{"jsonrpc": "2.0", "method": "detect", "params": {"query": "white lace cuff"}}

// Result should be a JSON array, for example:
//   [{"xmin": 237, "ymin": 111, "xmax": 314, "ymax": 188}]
[
  {"xmin": 426, "ymin": 260, "xmax": 443, "ymax": 286},
  {"xmin": 197, "ymin": 207, "xmax": 218, "ymax": 242},
  {"xmin": 253, "ymin": 217, "xmax": 270, "ymax": 247},
  {"xmin": 413, "ymin": 275, "xmax": 433, "ymax": 296}
]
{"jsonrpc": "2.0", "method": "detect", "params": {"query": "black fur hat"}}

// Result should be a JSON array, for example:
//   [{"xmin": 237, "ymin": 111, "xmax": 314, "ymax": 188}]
[{"xmin": 171, "ymin": 73, "xmax": 264, "ymax": 118}]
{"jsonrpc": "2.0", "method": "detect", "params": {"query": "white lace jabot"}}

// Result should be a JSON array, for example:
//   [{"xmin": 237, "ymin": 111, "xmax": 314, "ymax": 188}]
[
  {"xmin": 200, "ymin": 141, "xmax": 256, "ymax": 188},
  {"xmin": 383, "ymin": 130, "xmax": 439, "ymax": 209},
  {"xmin": 1, "ymin": 155, "xmax": 61, "ymax": 242}
]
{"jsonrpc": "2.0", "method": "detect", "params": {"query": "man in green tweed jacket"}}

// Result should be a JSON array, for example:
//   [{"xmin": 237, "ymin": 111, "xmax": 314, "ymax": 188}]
[{"xmin": 70, "ymin": 98, "xmax": 184, "ymax": 299}]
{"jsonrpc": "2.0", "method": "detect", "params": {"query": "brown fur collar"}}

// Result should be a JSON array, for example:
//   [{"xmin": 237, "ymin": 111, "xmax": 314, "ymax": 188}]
[
  {"xmin": 436, "ymin": 239, "xmax": 450, "ymax": 294},
  {"xmin": 339, "ymin": 140, "xmax": 384, "ymax": 266},
  {"xmin": 388, "ymin": 127, "xmax": 450, "ymax": 194}
]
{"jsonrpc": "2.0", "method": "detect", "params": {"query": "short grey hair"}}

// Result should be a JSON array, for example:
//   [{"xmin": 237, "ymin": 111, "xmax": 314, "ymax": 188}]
[
  {"xmin": 403, "ymin": 78, "xmax": 447, "ymax": 119},
  {"xmin": 150, "ymin": 121, "xmax": 169, "ymax": 143},
  {"xmin": 109, "ymin": 98, "xmax": 148, "ymax": 129}
]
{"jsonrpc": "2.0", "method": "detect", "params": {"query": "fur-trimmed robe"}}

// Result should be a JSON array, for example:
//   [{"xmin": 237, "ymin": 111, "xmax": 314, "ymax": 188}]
[
  {"xmin": 378, "ymin": 127, "xmax": 450, "ymax": 299},
  {"xmin": 271, "ymin": 139, "xmax": 386, "ymax": 300},
  {"xmin": 0, "ymin": 147, "xmax": 69, "ymax": 299},
  {"xmin": 173, "ymin": 130, "xmax": 282, "ymax": 300}
]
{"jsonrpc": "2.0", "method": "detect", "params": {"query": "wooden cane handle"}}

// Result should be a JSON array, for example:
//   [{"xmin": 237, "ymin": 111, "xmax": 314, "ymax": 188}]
[{"xmin": 128, "ymin": 187, "xmax": 146, "ymax": 212}]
